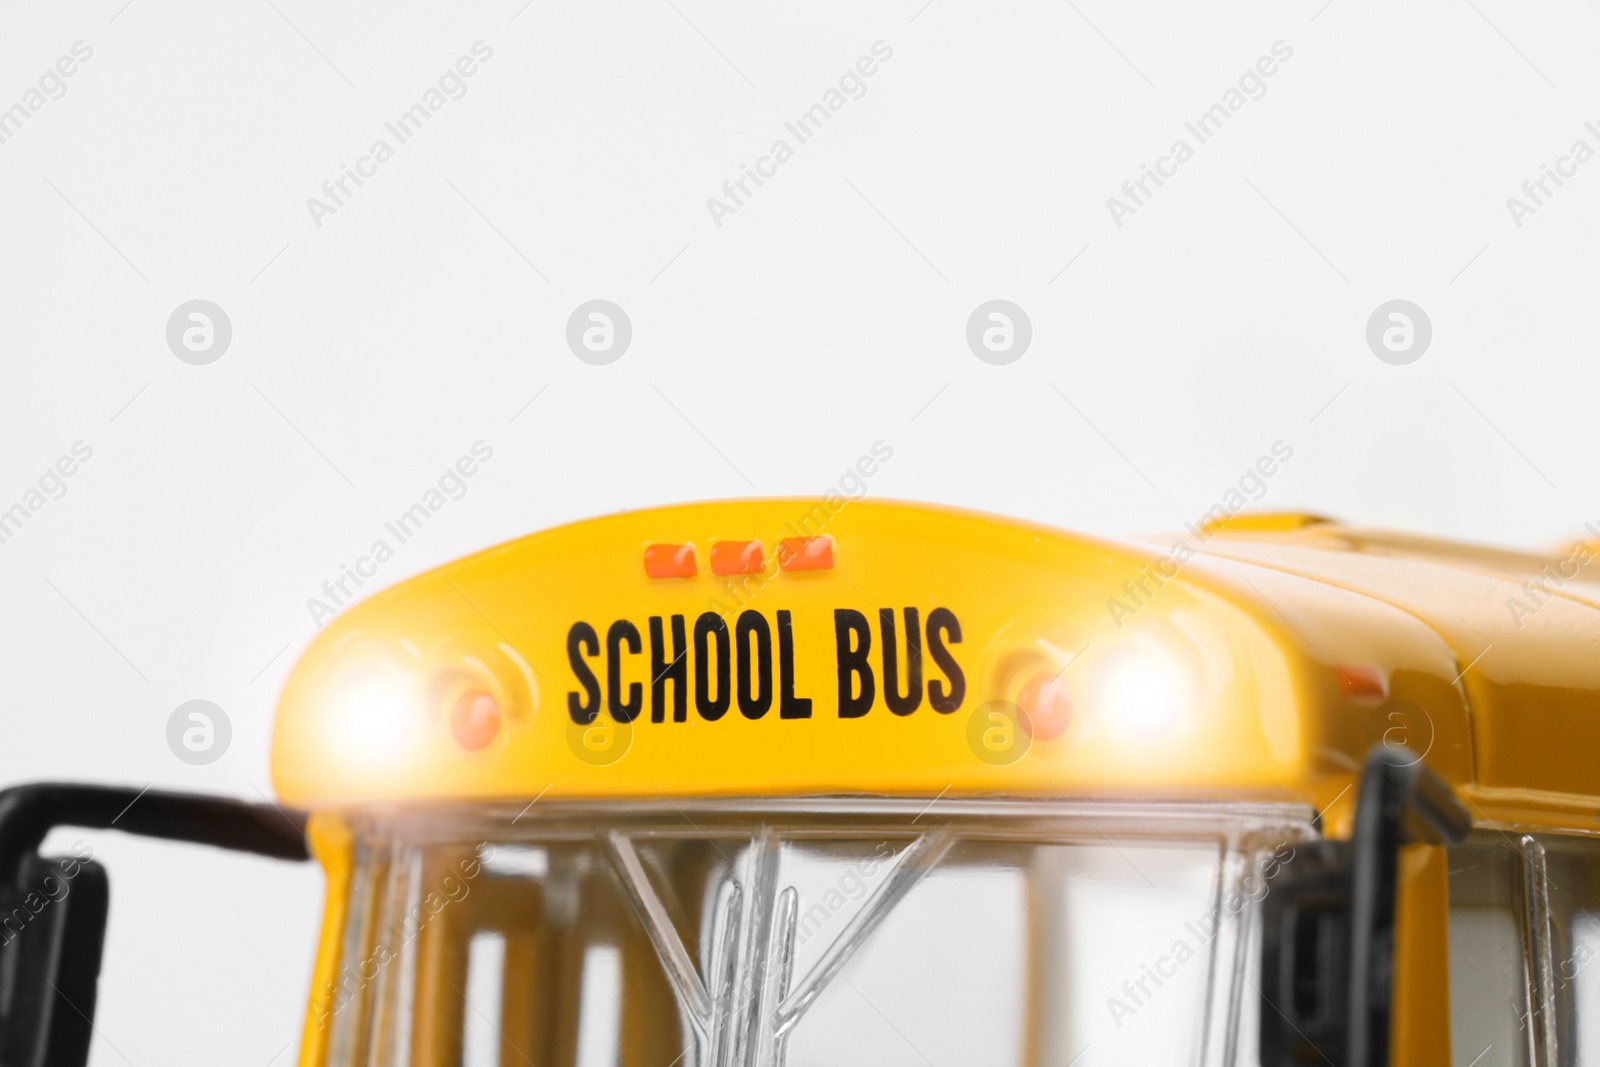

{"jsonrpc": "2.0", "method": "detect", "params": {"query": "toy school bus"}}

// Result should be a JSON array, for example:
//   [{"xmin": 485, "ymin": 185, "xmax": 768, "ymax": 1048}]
[{"xmin": 1, "ymin": 499, "xmax": 1596, "ymax": 1067}]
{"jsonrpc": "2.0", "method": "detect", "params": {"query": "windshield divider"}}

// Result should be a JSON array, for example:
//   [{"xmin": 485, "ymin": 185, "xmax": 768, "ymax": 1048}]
[
  {"xmin": 605, "ymin": 830, "xmax": 714, "ymax": 1028},
  {"xmin": 775, "ymin": 829, "xmax": 954, "ymax": 1033}
]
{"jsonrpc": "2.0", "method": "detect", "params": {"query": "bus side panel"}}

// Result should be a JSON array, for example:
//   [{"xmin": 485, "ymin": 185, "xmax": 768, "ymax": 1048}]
[
  {"xmin": 298, "ymin": 814, "xmax": 355, "ymax": 1067},
  {"xmin": 1391, "ymin": 842, "xmax": 1452, "ymax": 1065}
]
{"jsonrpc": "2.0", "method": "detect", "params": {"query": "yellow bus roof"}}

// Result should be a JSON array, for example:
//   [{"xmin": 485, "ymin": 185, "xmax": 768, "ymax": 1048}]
[{"xmin": 270, "ymin": 500, "xmax": 1600, "ymax": 834}]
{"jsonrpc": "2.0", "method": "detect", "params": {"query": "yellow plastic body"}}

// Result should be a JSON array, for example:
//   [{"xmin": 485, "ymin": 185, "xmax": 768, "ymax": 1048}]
[
  {"xmin": 1391, "ymin": 843, "xmax": 1453, "ymax": 1064},
  {"xmin": 271, "ymin": 500, "xmax": 1600, "ymax": 1066},
  {"xmin": 298, "ymin": 813, "xmax": 353, "ymax": 1067}
]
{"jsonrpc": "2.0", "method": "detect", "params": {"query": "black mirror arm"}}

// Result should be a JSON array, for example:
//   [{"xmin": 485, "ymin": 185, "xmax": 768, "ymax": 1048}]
[
  {"xmin": 1262, "ymin": 745, "xmax": 1471, "ymax": 1067},
  {"xmin": 1344, "ymin": 749, "xmax": 1472, "ymax": 1062},
  {"xmin": 0, "ymin": 783, "xmax": 309, "ymax": 885},
  {"xmin": 0, "ymin": 783, "xmax": 311, "ymax": 1067}
]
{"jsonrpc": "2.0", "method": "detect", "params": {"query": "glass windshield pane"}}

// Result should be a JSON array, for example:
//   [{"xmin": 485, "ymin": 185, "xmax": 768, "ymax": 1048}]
[
  {"xmin": 783, "ymin": 838, "xmax": 1221, "ymax": 1067},
  {"xmin": 1528, "ymin": 834, "xmax": 1600, "ymax": 1066},
  {"xmin": 1447, "ymin": 840, "xmax": 1533, "ymax": 1067},
  {"xmin": 319, "ymin": 802, "xmax": 1308, "ymax": 1067}
]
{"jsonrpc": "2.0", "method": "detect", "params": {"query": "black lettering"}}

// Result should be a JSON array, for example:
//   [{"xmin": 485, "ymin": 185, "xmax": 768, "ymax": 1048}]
[
  {"xmin": 607, "ymin": 619, "xmax": 642, "ymax": 722},
  {"xmin": 567, "ymin": 622, "xmax": 600, "ymax": 724},
  {"xmin": 693, "ymin": 612, "xmax": 731, "ymax": 721},
  {"xmin": 925, "ymin": 607, "xmax": 965, "ymax": 713},
  {"xmin": 834, "ymin": 608, "xmax": 874, "ymax": 717},
  {"xmin": 649, "ymin": 614, "xmax": 689, "ymax": 723},
  {"xmin": 736, "ymin": 611, "xmax": 773, "ymax": 719},
  {"xmin": 776, "ymin": 610, "xmax": 812, "ymax": 719},
  {"xmin": 880, "ymin": 607, "xmax": 922, "ymax": 715}
]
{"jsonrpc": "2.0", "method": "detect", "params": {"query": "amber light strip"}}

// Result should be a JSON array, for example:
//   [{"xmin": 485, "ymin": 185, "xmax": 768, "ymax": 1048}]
[
  {"xmin": 778, "ymin": 537, "xmax": 833, "ymax": 572},
  {"xmin": 643, "ymin": 543, "xmax": 697, "ymax": 578}
]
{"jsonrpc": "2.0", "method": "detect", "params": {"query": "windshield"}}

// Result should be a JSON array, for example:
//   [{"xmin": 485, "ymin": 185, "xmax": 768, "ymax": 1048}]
[{"xmin": 316, "ymin": 801, "xmax": 1310, "ymax": 1067}]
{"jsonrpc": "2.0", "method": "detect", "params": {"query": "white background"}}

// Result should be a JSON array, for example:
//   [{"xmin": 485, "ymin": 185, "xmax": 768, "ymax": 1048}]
[{"xmin": 1, "ymin": 0, "xmax": 1596, "ymax": 1063}]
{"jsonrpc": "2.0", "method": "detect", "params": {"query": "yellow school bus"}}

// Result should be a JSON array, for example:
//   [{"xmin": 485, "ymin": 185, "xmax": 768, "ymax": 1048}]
[{"xmin": 2, "ymin": 499, "xmax": 1595, "ymax": 1067}]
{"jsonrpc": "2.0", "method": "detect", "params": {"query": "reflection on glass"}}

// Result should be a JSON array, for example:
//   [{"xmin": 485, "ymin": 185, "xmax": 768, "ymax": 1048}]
[{"xmin": 463, "ymin": 932, "xmax": 505, "ymax": 1067}]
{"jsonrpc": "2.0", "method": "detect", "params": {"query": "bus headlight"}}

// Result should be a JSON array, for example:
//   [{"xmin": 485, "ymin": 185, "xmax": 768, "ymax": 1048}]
[
  {"xmin": 1089, "ymin": 638, "xmax": 1194, "ymax": 739},
  {"xmin": 330, "ymin": 668, "xmax": 422, "ymax": 762}
]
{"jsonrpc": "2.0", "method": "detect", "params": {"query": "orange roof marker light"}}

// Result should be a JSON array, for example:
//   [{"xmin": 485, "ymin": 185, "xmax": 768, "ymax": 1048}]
[
  {"xmin": 710, "ymin": 540, "xmax": 764, "ymax": 575},
  {"xmin": 450, "ymin": 689, "xmax": 501, "ymax": 751},
  {"xmin": 643, "ymin": 542, "xmax": 697, "ymax": 578},
  {"xmin": 778, "ymin": 535, "xmax": 833, "ymax": 572},
  {"xmin": 1016, "ymin": 671, "xmax": 1072, "ymax": 741},
  {"xmin": 1335, "ymin": 663, "xmax": 1388, "ymax": 704}
]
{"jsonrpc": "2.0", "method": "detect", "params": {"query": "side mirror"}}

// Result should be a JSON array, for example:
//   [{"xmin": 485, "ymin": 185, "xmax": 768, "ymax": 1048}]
[
  {"xmin": 0, "ymin": 853, "xmax": 110, "ymax": 1067},
  {"xmin": 0, "ymin": 785, "xmax": 310, "ymax": 1067},
  {"xmin": 1260, "ymin": 746, "xmax": 1471, "ymax": 1067}
]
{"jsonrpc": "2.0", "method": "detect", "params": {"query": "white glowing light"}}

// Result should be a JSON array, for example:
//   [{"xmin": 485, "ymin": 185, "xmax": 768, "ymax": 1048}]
[
  {"xmin": 1092, "ymin": 644, "xmax": 1192, "ymax": 738},
  {"xmin": 331, "ymin": 671, "xmax": 420, "ymax": 761}
]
